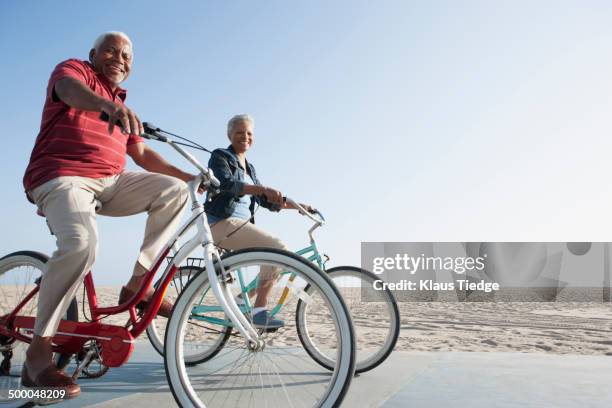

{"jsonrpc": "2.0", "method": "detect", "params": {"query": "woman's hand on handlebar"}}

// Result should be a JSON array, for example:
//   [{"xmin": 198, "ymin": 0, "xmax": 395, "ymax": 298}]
[
  {"xmin": 258, "ymin": 186, "xmax": 284, "ymax": 206},
  {"xmin": 301, "ymin": 203, "xmax": 317, "ymax": 214},
  {"xmin": 284, "ymin": 200, "xmax": 316, "ymax": 214}
]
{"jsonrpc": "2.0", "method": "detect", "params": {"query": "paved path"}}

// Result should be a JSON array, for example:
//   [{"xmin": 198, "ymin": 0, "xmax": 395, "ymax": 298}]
[{"xmin": 2, "ymin": 342, "xmax": 611, "ymax": 407}]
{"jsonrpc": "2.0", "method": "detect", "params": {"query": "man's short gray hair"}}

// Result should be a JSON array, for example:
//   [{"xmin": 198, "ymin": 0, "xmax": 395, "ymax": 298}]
[
  {"xmin": 227, "ymin": 114, "xmax": 254, "ymax": 137},
  {"xmin": 92, "ymin": 31, "xmax": 133, "ymax": 52}
]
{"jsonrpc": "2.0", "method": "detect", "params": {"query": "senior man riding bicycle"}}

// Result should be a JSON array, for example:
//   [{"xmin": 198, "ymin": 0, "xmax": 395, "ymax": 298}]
[{"xmin": 21, "ymin": 31, "xmax": 196, "ymax": 397}]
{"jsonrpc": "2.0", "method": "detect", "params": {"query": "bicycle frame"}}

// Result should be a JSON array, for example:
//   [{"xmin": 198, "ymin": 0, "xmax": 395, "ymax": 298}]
[
  {"xmin": 1, "ymin": 132, "xmax": 263, "ymax": 367},
  {"xmin": 189, "ymin": 200, "xmax": 327, "ymax": 326},
  {"xmin": 295, "ymin": 242, "xmax": 326, "ymax": 271}
]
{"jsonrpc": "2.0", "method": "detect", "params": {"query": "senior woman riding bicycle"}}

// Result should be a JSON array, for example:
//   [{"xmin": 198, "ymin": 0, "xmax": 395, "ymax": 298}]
[{"xmin": 205, "ymin": 114, "xmax": 314, "ymax": 329}]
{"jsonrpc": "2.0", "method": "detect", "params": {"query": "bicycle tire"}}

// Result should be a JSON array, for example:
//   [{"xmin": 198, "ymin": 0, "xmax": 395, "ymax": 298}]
[
  {"xmin": 0, "ymin": 251, "xmax": 78, "ymax": 373},
  {"xmin": 163, "ymin": 247, "xmax": 356, "ymax": 408},
  {"xmin": 146, "ymin": 265, "xmax": 232, "ymax": 365},
  {"xmin": 296, "ymin": 265, "xmax": 400, "ymax": 374}
]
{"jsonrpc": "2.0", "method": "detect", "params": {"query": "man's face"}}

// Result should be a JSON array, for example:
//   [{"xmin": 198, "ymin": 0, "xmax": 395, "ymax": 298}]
[{"xmin": 90, "ymin": 35, "xmax": 132, "ymax": 85}]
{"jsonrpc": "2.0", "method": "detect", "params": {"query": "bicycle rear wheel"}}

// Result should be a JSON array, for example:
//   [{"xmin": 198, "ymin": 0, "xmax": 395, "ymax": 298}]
[
  {"xmin": 296, "ymin": 266, "xmax": 400, "ymax": 373},
  {"xmin": 0, "ymin": 251, "xmax": 77, "ymax": 381},
  {"xmin": 164, "ymin": 248, "xmax": 355, "ymax": 408}
]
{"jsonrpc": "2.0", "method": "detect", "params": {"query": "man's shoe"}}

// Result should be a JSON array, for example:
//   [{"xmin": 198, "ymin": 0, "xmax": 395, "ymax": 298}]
[
  {"xmin": 21, "ymin": 364, "xmax": 80, "ymax": 400},
  {"xmin": 118, "ymin": 286, "xmax": 173, "ymax": 318},
  {"xmin": 252, "ymin": 310, "xmax": 284, "ymax": 330}
]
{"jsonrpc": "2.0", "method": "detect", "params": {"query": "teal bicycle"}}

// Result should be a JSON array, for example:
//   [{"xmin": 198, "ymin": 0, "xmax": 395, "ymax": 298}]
[{"xmin": 146, "ymin": 198, "xmax": 400, "ymax": 374}]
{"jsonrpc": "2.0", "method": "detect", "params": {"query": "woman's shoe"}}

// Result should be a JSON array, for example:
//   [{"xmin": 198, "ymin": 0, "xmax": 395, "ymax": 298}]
[{"xmin": 252, "ymin": 310, "xmax": 284, "ymax": 330}]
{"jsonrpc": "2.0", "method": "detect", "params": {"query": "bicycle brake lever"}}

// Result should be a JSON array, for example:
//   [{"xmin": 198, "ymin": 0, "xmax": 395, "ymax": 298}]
[{"xmin": 143, "ymin": 122, "xmax": 161, "ymax": 134}]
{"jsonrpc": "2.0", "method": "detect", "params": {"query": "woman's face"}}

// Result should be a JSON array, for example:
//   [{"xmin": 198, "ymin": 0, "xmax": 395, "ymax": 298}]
[{"xmin": 229, "ymin": 120, "xmax": 254, "ymax": 154}]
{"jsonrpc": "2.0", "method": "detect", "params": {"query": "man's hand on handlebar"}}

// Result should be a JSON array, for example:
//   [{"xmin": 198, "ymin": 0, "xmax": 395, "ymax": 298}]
[{"xmin": 101, "ymin": 100, "xmax": 143, "ymax": 136}]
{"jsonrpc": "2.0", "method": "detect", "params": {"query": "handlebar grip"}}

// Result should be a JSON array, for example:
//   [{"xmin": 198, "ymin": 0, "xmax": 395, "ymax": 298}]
[
  {"xmin": 209, "ymin": 175, "xmax": 220, "ymax": 188},
  {"xmin": 99, "ymin": 111, "xmax": 122, "ymax": 127},
  {"xmin": 314, "ymin": 209, "xmax": 326, "ymax": 221},
  {"xmin": 143, "ymin": 122, "xmax": 161, "ymax": 134},
  {"xmin": 99, "ymin": 113, "xmax": 161, "ymax": 140}
]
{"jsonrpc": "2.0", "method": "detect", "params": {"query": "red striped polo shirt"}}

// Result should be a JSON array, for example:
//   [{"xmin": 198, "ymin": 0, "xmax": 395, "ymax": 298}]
[{"xmin": 23, "ymin": 59, "xmax": 144, "ymax": 192}]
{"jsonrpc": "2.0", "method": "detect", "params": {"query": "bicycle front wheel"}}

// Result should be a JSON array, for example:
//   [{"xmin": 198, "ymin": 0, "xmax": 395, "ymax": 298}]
[
  {"xmin": 296, "ymin": 266, "xmax": 400, "ymax": 374},
  {"xmin": 164, "ymin": 248, "xmax": 355, "ymax": 408}
]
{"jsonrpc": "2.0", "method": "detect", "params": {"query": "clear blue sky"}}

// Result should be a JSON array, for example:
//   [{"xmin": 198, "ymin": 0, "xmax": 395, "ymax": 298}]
[{"xmin": 2, "ymin": 1, "xmax": 612, "ymax": 285}]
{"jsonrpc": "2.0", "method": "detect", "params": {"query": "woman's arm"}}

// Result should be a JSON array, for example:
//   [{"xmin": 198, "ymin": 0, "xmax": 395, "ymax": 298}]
[
  {"xmin": 244, "ymin": 184, "xmax": 284, "ymax": 207},
  {"xmin": 207, "ymin": 151, "xmax": 248, "ymax": 197},
  {"xmin": 209, "ymin": 151, "xmax": 285, "ymax": 206}
]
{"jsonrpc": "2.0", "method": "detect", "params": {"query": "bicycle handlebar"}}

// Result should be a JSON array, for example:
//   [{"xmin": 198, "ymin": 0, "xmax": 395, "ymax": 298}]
[
  {"xmin": 284, "ymin": 197, "xmax": 325, "ymax": 225},
  {"xmin": 99, "ymin": 113, "xmax": 220, "ymax": 189}
]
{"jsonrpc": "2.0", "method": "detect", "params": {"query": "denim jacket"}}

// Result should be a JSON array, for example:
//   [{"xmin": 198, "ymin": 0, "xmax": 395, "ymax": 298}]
[{"xmin": 204, "ymin": 145, "xmax": 280, "ymax": 222}]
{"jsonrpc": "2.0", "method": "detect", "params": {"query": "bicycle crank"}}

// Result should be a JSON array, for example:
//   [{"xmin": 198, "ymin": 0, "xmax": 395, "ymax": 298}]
[
  {"xmin": 71, "ymin": 344, "xmax": 99, "ymax": 380},
  {"xmin": 0, "ymin": 349, "xmax": 12, "ymax": 376}
]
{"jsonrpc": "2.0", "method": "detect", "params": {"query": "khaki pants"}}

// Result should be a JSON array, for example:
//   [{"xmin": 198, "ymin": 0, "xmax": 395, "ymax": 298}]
[
  {"xmin": 29, "ymin": 171, "xmax": 189, "ymax": 337},
  {"xmin": 210, "ymin": 217, "xmax": 287, "ymax": 281}
]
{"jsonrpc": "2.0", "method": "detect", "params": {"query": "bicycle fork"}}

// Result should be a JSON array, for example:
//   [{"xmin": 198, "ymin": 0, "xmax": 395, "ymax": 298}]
[
  {"xmin": 170, "ymin": 200, "xmax": 262, "ymax": 350},
  {"xmin": 201, "ymin": 244, "xmax": 263, "ymax": 349}
]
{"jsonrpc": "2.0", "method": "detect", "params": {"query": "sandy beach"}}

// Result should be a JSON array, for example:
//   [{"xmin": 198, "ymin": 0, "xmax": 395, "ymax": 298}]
[
  {"xmin": 3, "ymin": 284, "xmax": 611, "ymax": 356},
  {"xmin": 71, "ymin": 286, "xmax": 612, "ymax": 356},
  {"xmin": 393, "ymin": 301, "xmax": 612, "ymax": 355}
]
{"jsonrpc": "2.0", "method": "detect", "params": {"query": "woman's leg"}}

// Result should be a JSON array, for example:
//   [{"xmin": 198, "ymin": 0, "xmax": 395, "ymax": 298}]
[{"xmin": 211, "ymin": 218, "xmax": 287, "ymax": 308}]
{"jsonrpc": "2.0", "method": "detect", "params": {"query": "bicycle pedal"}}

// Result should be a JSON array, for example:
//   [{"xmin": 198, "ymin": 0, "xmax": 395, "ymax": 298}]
[
  {"xmin": 258, "ymin": 326, "xmax": 281, "ymax": 334},
  {"xmin": 0, "ymin": 350, "xmax": 12, "ymax": 376},
  {"xmin": 0, "ymin": 361, "xmax": 10, "ymax": 376}
]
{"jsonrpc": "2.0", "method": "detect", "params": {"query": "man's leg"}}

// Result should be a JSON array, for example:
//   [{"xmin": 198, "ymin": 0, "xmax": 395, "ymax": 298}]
[
  {"xmin": 98, "ymin": 171, "xmax": 188, "ymax": 294},
  {"xmin": 211, "ymin": 218, "xmax": 287, "ymax": 309},
  {"xmin": 26, "ymin": 178, "xmax": 99, "ymax": 382}
]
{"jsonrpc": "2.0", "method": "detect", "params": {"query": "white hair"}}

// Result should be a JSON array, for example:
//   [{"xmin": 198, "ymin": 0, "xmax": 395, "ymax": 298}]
[
  {"xmin": 227, "ymin": 114, "xmax": 254, "ymax": 138},
  {"xmin": 92, "ymin": 31, "xmax": 132, "ymax": 52}
]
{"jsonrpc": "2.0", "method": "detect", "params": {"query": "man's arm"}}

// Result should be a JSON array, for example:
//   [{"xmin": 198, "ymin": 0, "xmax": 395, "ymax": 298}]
[
  {"xmin": 54, "ymin": 77, "xmax": 143, "ymax": 135},
  {"xmin": 127, "ymin": 142, "xmax": 194, "ymax": 182}
]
